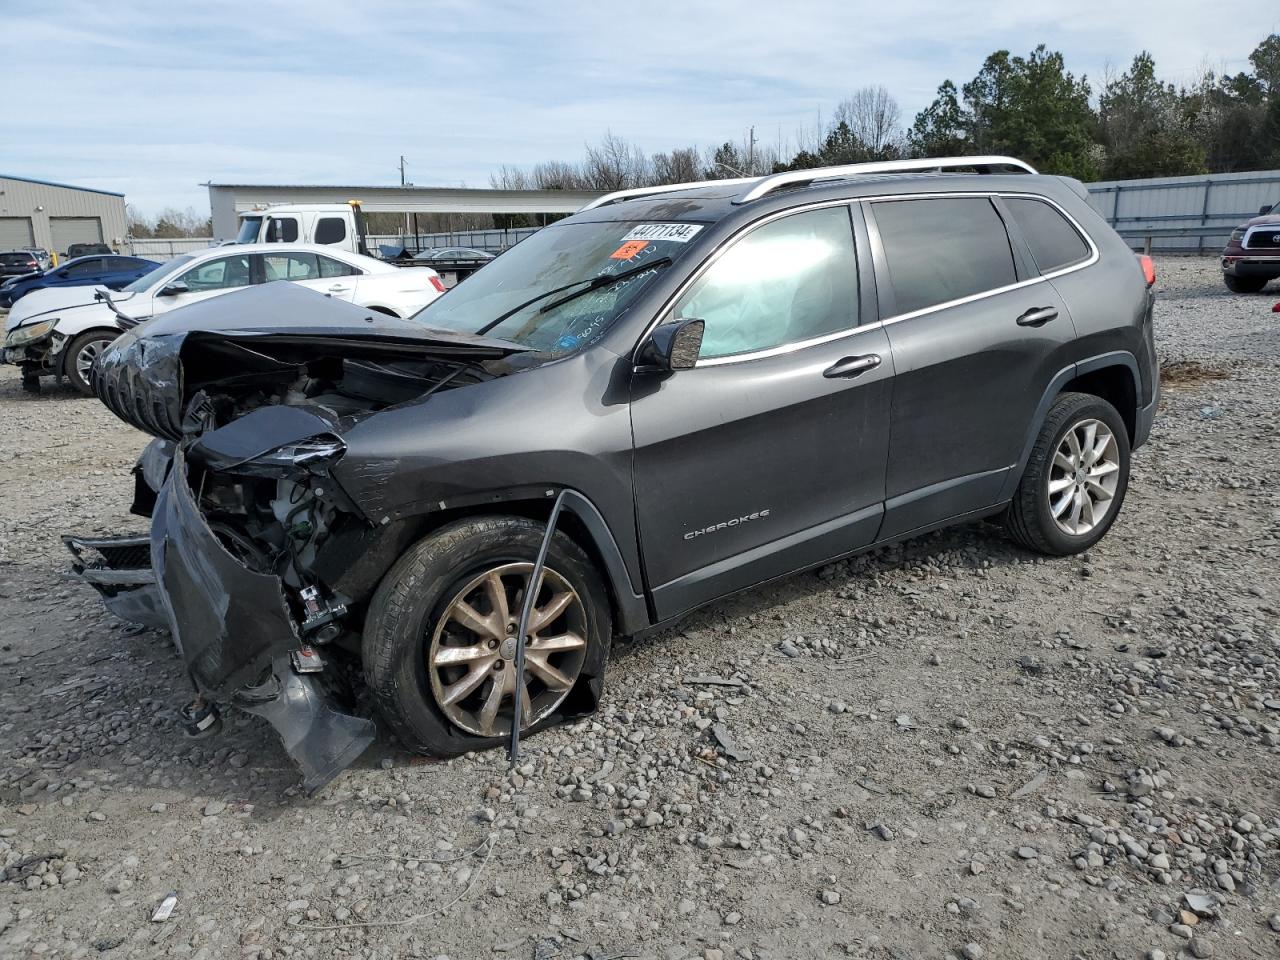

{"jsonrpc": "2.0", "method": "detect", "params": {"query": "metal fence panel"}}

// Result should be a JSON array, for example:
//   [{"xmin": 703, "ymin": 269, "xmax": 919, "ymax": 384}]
[
  {"xmin": 1087, "ymin": 169, "xmax": 1280, "ymax": 253},
  {"xmin": 126, "ymin": 238, "xmax": 219, "ymax": 260}
]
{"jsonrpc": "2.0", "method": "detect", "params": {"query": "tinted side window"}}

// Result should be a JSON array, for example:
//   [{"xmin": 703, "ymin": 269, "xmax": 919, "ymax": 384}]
[
  {"xmin": 264, "ymin": 252, "xmax": 319, "ymax": 281},
  {"xmin": 873, "ymin": 197, "xmax": 1017, "ymax": 316},
  {"xmin": 318, "ymin": 255, "xmax": 358, "ymax": 278},
  {"xmin": 65, "ymin": 259, "xmax": 104, "ymax": 277},
  {"xmin": 179, "ymin": 255, "xmax": 253, "ymax": 291},
  {"xmin": 314, "ymin": 217, "xmax": 346, "ymax": 244},
  {"xmin": 266, "ymin": 217, "xmax": 299, "ymax": 243},
  {"xmin": 1005, "ymin": 197, "xmax": 1090, "ymax": 273},
  {"xmin": 674, "ymin": 206, "xmax": 859, "ymax": 360}
]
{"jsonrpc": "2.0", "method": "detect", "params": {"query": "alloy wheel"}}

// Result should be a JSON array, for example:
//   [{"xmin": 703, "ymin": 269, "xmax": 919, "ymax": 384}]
[
  {"xmin": 426, "ymin": 562, "xmax": 587, "ymax": 737},
  {"xmin": 1047, "ymin": 417, "xmax": 1120, "ymax": 536},
  {"xmin": 75, "ymin": 337, "xmax": 108, "ymax": 381}
]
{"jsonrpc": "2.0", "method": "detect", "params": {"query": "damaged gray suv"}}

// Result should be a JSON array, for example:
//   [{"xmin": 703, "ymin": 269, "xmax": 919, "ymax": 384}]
[{"xmin": 68, "ymin": 156, "xmax": 1159, "ymax": 791}]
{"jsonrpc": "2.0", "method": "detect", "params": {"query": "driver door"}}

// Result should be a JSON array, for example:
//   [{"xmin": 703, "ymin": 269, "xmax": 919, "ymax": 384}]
[
  {"xmin": 153, "ymin": 253, "xmax": 255, "ymax": 316},
  {"xmin": 629, "ymin": 204, "xmax": 894, "ymax": 621}
]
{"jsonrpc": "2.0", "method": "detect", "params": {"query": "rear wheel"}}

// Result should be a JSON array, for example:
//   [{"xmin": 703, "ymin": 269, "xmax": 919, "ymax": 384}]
[
  {"xmin": 1223, "ymin": 274, "xmax": 1268, "ymax": 293},
  {"xmin": 63, "ymin": 329, "xmax": 117, "ymax": 396},
  {"xmin": 1004, "ymin": 392, "xmax": 1131, "ymax": 556},
  {"xmin": 363, "ymin": 515, "xmax": 611, "ymax": 757}
]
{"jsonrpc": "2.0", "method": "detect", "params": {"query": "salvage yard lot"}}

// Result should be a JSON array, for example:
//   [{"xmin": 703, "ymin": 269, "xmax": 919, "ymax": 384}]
[{"xmin": 1, "ymin": 257, "xmax": 1278, "ymax": 960}]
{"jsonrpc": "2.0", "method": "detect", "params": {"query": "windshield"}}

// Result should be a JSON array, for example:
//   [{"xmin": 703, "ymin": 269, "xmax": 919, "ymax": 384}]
[
  {"xmin": 121, "ymin": 254, "xmax": 195, "ymax": 293},
  {"xmin": 235, "ymin": 216, "xmax": 264, "ymax": 244},
  {"xmin": 411, "ymin": 220, "xmax": 705, "ymax": 353}
]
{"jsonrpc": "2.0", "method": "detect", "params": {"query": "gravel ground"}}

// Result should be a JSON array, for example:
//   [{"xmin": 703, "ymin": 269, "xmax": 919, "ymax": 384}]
[{"xmin": 1, "ymin": 257, "xmax": 1278, "ymax": 960}]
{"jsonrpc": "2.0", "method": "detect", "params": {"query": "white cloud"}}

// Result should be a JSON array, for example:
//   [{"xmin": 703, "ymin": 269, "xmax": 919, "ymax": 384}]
[{"xmin": 2, "ymin": 0, "xmax": 1276, "ymax": 213}]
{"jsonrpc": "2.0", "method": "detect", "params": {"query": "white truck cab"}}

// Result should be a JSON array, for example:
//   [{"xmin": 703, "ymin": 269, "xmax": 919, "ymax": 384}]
[{"xmin": 233, "ymin": 202, "xmax": 367, "ymax": 254}]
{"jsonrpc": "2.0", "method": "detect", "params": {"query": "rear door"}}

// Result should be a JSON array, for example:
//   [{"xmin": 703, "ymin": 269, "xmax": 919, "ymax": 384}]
[
  {"xmin": 865, "ymin": 193, "xmax": 1079, "ymax": 538},
  {"xmin": 630, "ymin": 203, "xmax": 894, "ymax": 620},
  {"xmin": 262, "ymin": 251, "xmax": 359, "ymax": 302}
]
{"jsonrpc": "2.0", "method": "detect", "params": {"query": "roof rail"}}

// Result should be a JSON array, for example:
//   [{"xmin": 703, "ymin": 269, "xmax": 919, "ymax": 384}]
[
  {"xmin": 578, "ymin": 156, "xmax": 1037, "ymax": 212},
  {"xmin": 580, "ymin": 176, "xmax": 759, "ymax": 211},
  {"xmin": 733, "ymin": 155, "xmax": 1037, "ymax": 204}
]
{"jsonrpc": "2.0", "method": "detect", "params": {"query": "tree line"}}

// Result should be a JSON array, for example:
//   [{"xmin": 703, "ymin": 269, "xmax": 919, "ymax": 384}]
[
  {"xmin": 490, "ymin": 34, "xmax": 1280, "ymax": 226},
  {"xmin": 126, "ymin": 205, "xmax": 212, "ymax": 239}
]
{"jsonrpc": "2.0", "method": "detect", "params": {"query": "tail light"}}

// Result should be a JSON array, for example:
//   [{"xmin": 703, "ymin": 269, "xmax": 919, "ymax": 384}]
[
  {"xmin": 1137, "ymin": 254, "xmax": 1156, "ymax": 288},
  {"xmin": 429, "ymin": 275, "xmax": 447, "ymax": 294}
]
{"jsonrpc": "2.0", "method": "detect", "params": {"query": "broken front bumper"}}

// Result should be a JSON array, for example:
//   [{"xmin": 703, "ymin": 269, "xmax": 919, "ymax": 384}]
[
  {"xmin": 68, "ymin": 447, "xmax": 375, "ymax": 793},
  {"xmin": 64, "ymin": 534, "xmax": 167, "ymax": 629}
]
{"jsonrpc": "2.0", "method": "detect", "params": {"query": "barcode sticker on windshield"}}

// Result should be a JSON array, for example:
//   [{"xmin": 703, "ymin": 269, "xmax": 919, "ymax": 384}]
[{"xmin": 621, "ymin": 223, "xmax": 704, "ymax": 244}]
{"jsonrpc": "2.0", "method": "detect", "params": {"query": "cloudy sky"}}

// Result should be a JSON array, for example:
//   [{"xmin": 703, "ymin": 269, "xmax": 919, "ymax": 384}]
[{"xmin": 3, "ymin": 1, "xmax": 1277, "ymax": 216}]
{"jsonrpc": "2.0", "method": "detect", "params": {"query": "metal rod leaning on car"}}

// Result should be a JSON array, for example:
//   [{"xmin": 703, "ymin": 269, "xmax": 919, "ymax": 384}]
[{"xmin": 509, "ymin": 489, "xmax": 569, "ymax": 766}]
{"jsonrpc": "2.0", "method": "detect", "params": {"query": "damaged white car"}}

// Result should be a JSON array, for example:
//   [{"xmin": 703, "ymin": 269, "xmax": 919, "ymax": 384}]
[{"xmin": 3, "ymin": 243, "xmax": 446, "ymax": 395}]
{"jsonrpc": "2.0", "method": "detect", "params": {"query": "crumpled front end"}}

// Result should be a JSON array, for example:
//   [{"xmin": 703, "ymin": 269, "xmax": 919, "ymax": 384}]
[
  {"xmin": 65, "ymin": 283, "xmax": 524, "ymax": 792},
  {"xmin": 151, "ymin": 446, "xmax": 375, "ymax": 793}
]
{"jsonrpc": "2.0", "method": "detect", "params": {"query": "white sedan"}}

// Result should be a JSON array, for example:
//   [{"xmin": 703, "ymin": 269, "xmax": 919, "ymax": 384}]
[{"xmin": 3, "ymin": 244, "xmax": 446, "ymax": 395}]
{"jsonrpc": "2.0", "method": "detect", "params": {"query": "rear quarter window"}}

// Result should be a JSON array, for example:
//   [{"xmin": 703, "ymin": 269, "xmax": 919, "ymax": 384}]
[
  {"xmin": 872, "ymin": 197, "xmax": 1017, "ymax": 316},
  {"xmin": 1005, "ymin": 197, "xmax": 1091, "ymax": 273}
]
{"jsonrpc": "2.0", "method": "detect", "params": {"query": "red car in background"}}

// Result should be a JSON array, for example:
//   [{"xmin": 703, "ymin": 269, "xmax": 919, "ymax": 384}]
[{"xmin": 1221, "ymin": 202, "xmax": 1280, "ymax": 292}]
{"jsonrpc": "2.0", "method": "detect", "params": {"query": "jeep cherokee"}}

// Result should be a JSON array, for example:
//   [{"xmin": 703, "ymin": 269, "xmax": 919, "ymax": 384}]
[{"xmin": 68, "ymin": 156, "xmax": 1159, "ymax": 791}]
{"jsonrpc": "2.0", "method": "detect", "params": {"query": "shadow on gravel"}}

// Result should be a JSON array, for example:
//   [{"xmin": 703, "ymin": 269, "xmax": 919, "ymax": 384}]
[{"xmin": 4, "ymin": 518, "xmax": 1029, "ymax": 808}]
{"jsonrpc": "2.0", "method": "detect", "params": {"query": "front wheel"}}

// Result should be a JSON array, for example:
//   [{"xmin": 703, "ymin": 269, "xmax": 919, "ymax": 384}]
[
  {"xmin": 63, "ymin": 330, "xmax": 117, "ymax": 396},
  {"xmin": 1223, "ymin": 274, "xmax": 1268, "ymax": 294},
  {"xmin": 362, "ymin": 515, "xmax": 612, "ymax": 757},
  {"xmin": 1004, "ymin": 392, "xmax": 1131, "ymax": 556}
]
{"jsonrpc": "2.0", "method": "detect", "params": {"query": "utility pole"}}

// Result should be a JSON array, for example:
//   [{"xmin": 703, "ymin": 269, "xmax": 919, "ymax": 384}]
[
  {"xmin": 747, "ymin": 126, "xmax": 756, "ymax": 176},
  {"xmin": 399, "ymin": 155, "xmax": 412, "ymax": 239}
]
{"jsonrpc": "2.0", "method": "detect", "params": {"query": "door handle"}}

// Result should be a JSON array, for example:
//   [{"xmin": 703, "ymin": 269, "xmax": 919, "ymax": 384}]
[
  {"xmin": 1016, "ymin": 306, "xmax": 1059, "ymax": 327},
  {"xmin": 823, "ymin": 354, "xmax": 882, "ymax": 379},
  {"xmin": 328, "ymin": 284, "xmax": 350, "ymax": 292}
]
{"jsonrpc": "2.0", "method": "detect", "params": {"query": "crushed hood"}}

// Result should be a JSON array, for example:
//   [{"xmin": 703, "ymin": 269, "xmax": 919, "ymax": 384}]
[
  {"xmin": 93, "ymin": 281, "xmax": 529, "ymax": 442},
  {"xmin": 5, "ymin": 285, "xmax": 134, "ymax": 330}
]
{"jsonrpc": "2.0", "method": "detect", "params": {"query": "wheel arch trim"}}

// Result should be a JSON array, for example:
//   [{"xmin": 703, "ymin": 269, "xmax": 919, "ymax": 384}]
[{"xmin": 999, "ymin": 351, "xmax": 1140, "ymax": 502}]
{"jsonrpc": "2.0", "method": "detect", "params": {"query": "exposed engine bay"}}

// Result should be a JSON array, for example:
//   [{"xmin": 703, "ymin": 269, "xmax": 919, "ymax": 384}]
[{"xmin": 68, "ymin": 282, "xmax": 536, "ymax": 792}]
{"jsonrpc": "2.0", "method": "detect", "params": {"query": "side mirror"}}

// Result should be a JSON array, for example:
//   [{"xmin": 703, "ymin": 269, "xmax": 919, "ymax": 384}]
[
  {"xmin": 1259, "ymin": 204, "xmax": 1273, "ymax": 215},
  {"xmin": 158, "ymin": 281, "xmax": 190, "ymax": 297},
  {"xmin": 635, "ymin": 317, "xmax": 705, "ymax": 373}
]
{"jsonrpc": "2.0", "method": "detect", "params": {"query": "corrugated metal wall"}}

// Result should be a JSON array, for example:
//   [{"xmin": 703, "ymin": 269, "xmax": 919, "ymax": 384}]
[
  {"xmin": 1086, "ymin": 169, "xmax": 1280, "ymax": 253},
  {"xmin": 0, "ymin": 177, "xmax": 128, "ymax": 256}
]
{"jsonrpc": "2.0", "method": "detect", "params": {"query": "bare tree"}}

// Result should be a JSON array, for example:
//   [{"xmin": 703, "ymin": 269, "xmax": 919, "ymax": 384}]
[
  {"xmin": 833, "ymin": 86, "xmax": 904, "ymax": 157},
  {"xmin": 488, "ymin": 164, "xmax": 530, "ymax": 190},
  {"xmin": 651, "ymin": 147, "xmax": 701, "ymax": 184},
  {"xmin": 582, "ymin": 131, "xmax": 651, "ymax": 190},
  {"xmin": 532, "ymin": 160, "xmax": 587, "ymax": 190}
]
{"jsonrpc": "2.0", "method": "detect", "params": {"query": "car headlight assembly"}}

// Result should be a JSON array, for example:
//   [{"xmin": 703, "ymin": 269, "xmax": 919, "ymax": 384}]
[
  {"xmin": 1230, "ymin": 228, "xmax": 1245, "ymax": 243},
  {"xmin": 232, "ymin": 436, "xmax": 347, "ymax": 478},
  {"xmin": 5, "ymin": 318, "xmax": 58, "ymax": 347}
]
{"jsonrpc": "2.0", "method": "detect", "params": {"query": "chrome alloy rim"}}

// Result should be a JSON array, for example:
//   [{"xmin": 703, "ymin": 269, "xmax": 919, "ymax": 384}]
[
  {"xmin": 1047, "ymin": 418, "xmax": 1120, "ymax": 536},
  {"xmin": 427, "ymin": 562, "xmax": 587, "ymax": 737},
  {"xmin": 76, "ymin": 337, "xmax": 109, "ymax": 380}
]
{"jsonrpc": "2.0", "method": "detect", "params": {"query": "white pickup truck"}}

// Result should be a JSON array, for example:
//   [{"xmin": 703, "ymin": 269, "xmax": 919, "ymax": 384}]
[{"xmin": 232, "ymin": 202, "xmax": 370, "ymax": 254}]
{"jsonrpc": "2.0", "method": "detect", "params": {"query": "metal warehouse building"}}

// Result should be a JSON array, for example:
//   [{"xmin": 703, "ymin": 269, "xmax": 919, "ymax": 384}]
[{"xmin": 0, "ymin": 174, "xmax": 128, "ymax": 257}]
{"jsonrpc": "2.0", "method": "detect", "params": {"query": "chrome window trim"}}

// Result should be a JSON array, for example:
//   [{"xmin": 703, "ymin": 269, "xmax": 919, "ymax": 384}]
[
  {"xmin": 632, "ymin": 190, "xmax": 1099, "ymax": 369},
  {"xmin": 865, "ymin": 191, "xmax": 1099, "ymax": 325},
  {"xmin": 630, "ymin": 197, "xmax": 864, "ymax": 368}
]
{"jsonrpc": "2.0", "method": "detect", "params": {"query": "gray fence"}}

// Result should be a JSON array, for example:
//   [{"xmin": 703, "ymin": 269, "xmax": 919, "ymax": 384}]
[
  {"xmin": 1086, "ymin": 169, "xmax": 1280, "ymax": 254},
  {"xmin": 126, "ymin": 237, "xmax": 219, "ymax": 260}
]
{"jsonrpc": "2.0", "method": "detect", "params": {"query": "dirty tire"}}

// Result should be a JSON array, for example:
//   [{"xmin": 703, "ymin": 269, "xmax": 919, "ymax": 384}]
[
  {"xmin": 63, "ymin": 329, "xmax": 117, "ymax": 396},
  {"xmin": 1223, "ymin": 274, "xmax": 1267, "ymax": 294},
  {"xmin": 362, "ymin": 515, "xmax": 611, "ymax": 757},
  {"xmin": 1004, "ymin": 392, "xmax": 1131, "ymax": 556}
]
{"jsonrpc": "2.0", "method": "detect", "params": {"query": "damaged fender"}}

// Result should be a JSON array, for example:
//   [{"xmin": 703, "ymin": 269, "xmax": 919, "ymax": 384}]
[{"xmin": 151, "ymin": 446, "xmax": 374, "ymax": 791}]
